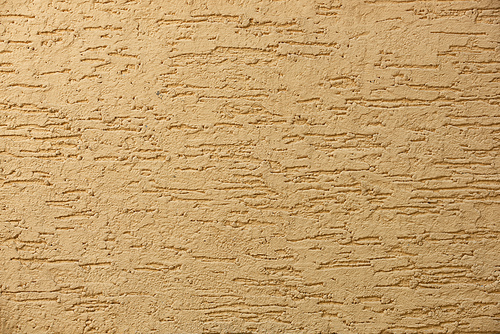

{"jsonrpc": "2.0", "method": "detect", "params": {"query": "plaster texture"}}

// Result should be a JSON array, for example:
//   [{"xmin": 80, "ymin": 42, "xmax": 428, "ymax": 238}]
[{"xmin": 0, "ymin": 0, "xmax": 499, "ymax": 333}]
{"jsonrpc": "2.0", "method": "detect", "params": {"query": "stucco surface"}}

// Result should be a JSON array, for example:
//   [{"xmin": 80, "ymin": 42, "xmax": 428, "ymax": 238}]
[{"xmin": 0, "ymin": 0, "xmax": 499, "ymax": 333}]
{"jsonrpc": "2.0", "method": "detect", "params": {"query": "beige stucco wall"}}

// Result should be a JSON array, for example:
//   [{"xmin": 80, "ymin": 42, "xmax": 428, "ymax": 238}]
[{"xmin": 0, "ymin": 0, "xmax": 499, "ymax": 333}]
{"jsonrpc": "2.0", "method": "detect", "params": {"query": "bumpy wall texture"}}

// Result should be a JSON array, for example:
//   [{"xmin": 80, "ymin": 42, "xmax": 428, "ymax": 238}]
[{"xmin": 0, "ymin": 0, "xmax": 499, "ymax": 333}]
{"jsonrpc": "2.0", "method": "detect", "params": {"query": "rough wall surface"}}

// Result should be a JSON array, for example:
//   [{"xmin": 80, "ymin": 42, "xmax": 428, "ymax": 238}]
[{"xmin": 0, "ymin": 0, "xmax": 499, "ymax": 333}]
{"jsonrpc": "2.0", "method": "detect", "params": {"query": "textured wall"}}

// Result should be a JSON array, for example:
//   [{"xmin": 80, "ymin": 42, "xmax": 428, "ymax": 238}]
[{"xmin": 0, "ymin": 0, "xmax": 499, "ymax": 333}]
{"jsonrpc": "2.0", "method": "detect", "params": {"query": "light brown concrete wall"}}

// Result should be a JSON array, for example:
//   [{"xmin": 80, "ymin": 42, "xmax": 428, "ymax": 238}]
[{"xmin": 0, "ymin": 0, "xmax": 499, "ymax": 333}]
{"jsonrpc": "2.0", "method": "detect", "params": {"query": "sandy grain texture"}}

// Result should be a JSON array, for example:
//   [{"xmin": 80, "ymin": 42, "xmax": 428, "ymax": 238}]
[{"xmin": 0, "ymin": 0, "xmax": 499, "ymax": 333}]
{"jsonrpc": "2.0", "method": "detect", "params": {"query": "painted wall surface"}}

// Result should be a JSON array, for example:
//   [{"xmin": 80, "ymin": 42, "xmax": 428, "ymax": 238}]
[{"xmin": 0, "ymin": 0, "xmax": 499, "ymax": 333}]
